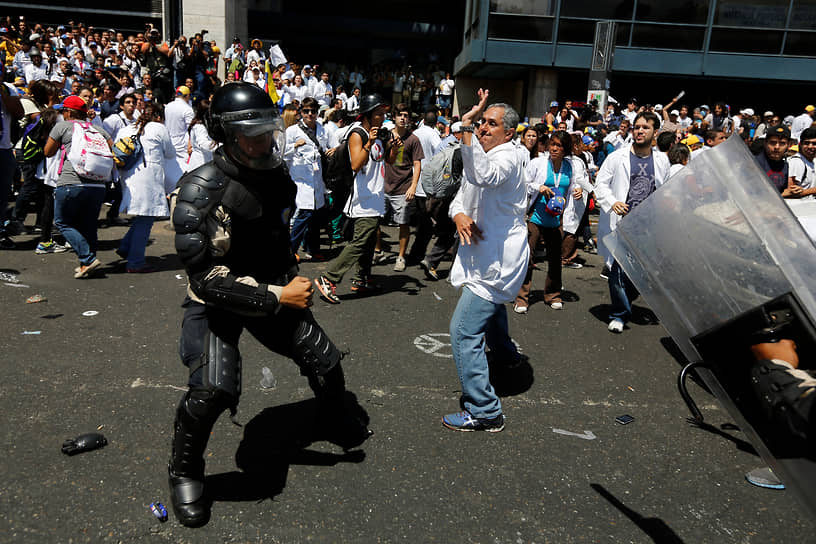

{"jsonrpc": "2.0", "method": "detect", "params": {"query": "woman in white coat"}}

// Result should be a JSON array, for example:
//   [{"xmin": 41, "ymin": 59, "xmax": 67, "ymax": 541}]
[
  {"xmin": 184, "ymin": 100, "xmax": 218, "ymax": 172},
  {"xmin": 116, "ymin": 102, "xmax": 176, "ymax": 272},
  {"xmin": 288, "ymin": 74, "xmax": 309, "ymax": 105},
  {"xmin": 514, "ymin": 130, "xmax": 586, "ymax": 313}
]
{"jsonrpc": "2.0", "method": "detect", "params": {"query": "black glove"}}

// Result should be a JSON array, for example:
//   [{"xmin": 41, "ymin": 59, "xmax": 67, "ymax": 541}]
[{"xmin": 61, "ymin": 433, "xmax": 108, "ymax": 455}]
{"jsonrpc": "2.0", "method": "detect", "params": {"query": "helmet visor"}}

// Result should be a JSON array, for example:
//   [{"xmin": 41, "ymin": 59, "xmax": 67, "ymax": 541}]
[{"xmin": 222, "ymin": 108, "xmax": 285, "ymax": 170}]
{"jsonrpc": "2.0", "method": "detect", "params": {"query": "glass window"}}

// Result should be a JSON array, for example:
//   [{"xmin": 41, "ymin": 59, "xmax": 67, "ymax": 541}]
[
  {"xmin": 784, "ymin": 31, "xmax": 816, "ymax": 55},
  {"xmin": 709, "ymin": 28, "xmax": 784, "ymax": 53},
  {"xmin": 715, "ymin": 1, "xmax": 789, "ymax": 28},
  {"xmin": 790, "ymin": 0, "xmax": 816, "ymax": 29},
  {"xmin": 631, "ymin": 24, "xmax": 706, "ymax": 50},
  {"xmin": 635, "ymin": 0, "xmax": 709, "ymax": 24},
  {"xmin": 559, "ymin": 0, "xmax": 635, "ymax": 20},
  {"xmin": 557, "ymin": 18, "xmax": 596, "ymax": 44},
  {"xmin": 616, "ymin": 23, "xmax": 632, "ymax": 46},
  {"xmin": 489, "ymin": 0, "xmax": 556, "ymax": 16},
  {"xmin": 487, "ymin": 14, "xmax": 554, "ymax": 41}
]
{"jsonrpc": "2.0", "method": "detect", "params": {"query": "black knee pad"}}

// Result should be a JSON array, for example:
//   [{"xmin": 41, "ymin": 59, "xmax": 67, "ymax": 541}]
[
  {"xmin": 197, "ymin": 330, "xmax": 242, "ymax": 400},
  {"xmin": 292, "ymin": 320, "xmax": 341, "ymax": 377}
]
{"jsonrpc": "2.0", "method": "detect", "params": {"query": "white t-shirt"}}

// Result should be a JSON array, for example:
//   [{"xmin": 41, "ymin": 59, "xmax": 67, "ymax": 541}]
[{"xmin": 788, "ymin": 153, "xmax": 815, "ymax": 200}]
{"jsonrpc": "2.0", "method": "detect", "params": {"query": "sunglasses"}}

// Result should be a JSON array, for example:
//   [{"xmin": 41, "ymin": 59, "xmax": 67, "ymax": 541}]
[{"xmin": 301, "ymin": 108, "xmax": 316, "ymax": 114}]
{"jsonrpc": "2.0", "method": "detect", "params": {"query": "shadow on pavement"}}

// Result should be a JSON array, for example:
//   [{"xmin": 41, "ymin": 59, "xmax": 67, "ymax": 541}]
[
  {"xmin": 591, "ymin": 483, "xmax": 686, "ymax": 544},
  {"xmin": 685, "ymin": 418, "xmax": 758, "ymax": 456},
  {"xmin": 488, "ymin": 353, "xmax": 534, "ymax": 397},
  {"xmin": 206, "ymin": 393, "xmax": 371, "ymax": 504}
]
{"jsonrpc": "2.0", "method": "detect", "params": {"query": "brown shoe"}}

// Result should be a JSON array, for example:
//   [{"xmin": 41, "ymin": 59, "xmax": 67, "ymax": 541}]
[{"xmin": 74, "ymin": 258, "xmax": 102, "ymax": 279}]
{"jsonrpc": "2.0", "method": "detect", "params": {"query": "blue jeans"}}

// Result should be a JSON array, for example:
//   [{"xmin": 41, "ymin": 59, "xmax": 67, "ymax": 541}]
[
  {"xmin": 118, "ymin": 216, "xmax": 156, "ymax": 269},
  {"xmin": 608, "ymin": 260, "xmax": 639, "ymax": 322},
  {"xmin": 449, "ymin": 286, "xmax": 519, "ymax": 419},
  {"xmin": 290, "ymin": 207, "xmax": 324, "ymax": 255},
  {"xmin": 54, "ymin": 185, "xmax": 106, "ymax": 266},
  {"xmin": 0, "ymin": 148, "xmax": 15, "ymax": 235}
]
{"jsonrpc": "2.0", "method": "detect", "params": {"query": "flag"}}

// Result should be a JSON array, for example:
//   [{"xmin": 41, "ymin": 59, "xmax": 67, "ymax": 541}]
[{"xmin": 265, "ymin": 60, "xmax": 279, "ymax": 103}]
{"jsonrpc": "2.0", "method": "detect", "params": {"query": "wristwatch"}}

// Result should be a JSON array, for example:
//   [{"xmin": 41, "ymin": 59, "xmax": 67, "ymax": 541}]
[{"xmin": 461, "ymin": 125, "xmax": 475, "ymax": 133}]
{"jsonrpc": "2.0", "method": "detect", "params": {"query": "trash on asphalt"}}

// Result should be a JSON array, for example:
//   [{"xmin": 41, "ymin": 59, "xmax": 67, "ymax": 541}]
[
  {"xmin": 26, "ymin": 294, "xmax": 47, "ymax": 304},
  {"xmin": 615, "ymin": 414, "xmax": 635, "ymax": 425},
  {"xmin": 149, "ymin": 502, "xmax": 168, "ymax": 522},
  {"xmin": 0, "ymin": 271, "xmax": 20, "ymax": 283},
  {"xmin": 61, "ymin": 432, "xmax": 108, "ymax": 455},
  {"xmin": 433, "ymin": 292, "xmax": 442, "ymax": 301},
  {"xmin": 4, "ymin": 282, "xmax": 29, "ymax": 288},
  {"xmin": 260, "ymin": 366, "xmax": 277, "ymax": 389},
  {"xmin": 175, "ymin": 274, "xmax": 184, "ymax": 280},
  {"xmin": 82, "ymin": 310, "xmax": 99, "ymax": 317},
  {"xmin": 21, "ymin": 331, "xmax": 41, "ymax": 335}
]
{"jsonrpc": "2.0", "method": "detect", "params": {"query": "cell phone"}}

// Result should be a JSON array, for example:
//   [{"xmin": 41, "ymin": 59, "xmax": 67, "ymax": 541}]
[{"xmin": 615, "ymin": 414, "xmax": 635, "ymax": 425}]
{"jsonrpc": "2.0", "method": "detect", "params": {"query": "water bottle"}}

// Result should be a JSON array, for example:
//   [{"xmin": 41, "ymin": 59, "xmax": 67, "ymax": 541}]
[{"xmin": 260, "ymin": 367, "xmax": 276, "ymax": 389}]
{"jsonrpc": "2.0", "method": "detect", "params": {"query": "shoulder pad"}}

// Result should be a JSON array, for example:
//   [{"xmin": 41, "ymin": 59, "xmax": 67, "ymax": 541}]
[{"xmin": 173, "ymin": 163, "xmax": 229, "ymax": 233}]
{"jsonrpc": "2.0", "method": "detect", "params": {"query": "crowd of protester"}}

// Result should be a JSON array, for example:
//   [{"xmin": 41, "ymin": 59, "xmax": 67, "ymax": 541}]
[{"xmin": 2, "ymin": 13, "xmax": 815, "ymax": 303}]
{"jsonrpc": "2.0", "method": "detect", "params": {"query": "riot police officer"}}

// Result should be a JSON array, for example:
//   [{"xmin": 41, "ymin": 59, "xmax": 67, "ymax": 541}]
[{"xmin": 168, "ymin": 82, "xmax": 370, "ymax": 527}]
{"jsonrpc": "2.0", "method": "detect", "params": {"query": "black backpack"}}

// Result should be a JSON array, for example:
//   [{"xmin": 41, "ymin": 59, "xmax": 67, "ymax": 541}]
[
  {"xmin": 20, "ymin": 117, "xmax": 47, "ymax": 164},
  {"xmin": 324, "ymin": 125, "xmax": 368, "ymax": 213}
]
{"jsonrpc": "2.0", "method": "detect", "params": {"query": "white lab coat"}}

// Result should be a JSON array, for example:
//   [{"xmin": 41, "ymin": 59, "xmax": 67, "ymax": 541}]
[
  {"xmin": 412, "ymin": 124, "xmax": 442, "ymax": 197},
  {"xmin": 283, "ymin": 122, "xmax": 328, "ymax": 210},
  {"xmin": 164, "ymin": 97, "xmax": 194, "ymax": 161},
  {"xmin": 593, "ymin": 145, "xmax": 671, "ymax": 265},
  {"xmin": 449, "ymin": 138, "xmax": 530, "ymax": 304},
  {"xmin": 527, "ymin": 153, "xmax": 592, "ymax": 235},
  {"xmin": 314, "ymin": 80, "xmax": 333, "ymax": 108},
  {"xmin": 185, "ymin": 123, "xmax": 218, "ymax": 172},
  {"xmin": 117, "ymin": 122, "xmax": 176, "ymax": 216}
]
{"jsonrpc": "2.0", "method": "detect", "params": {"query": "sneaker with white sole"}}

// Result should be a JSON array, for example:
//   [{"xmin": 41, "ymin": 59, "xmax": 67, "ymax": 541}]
[
  {"xmin": 35, "ymin": 240, "xmax": 71, "ymax": 254},
  {"xmin": 513, "ymin": 304, "xmax": 528, "ymax": 314},
  {"xmin": 372, "ymin": 250, "xmax": 388, "ymax": 265},
  {"xmin": 608, "ymin": 318, "xmax": 624, "ymax": 333},
  {"xmin": 74, "ymin": 258, "xmax": 102, "ymax": 279},
  {"xmin": 393, "ymin": 256, "xmax": 406, "ymax": 272},
  {"xmin": 564, "ymin": 262, "xmax": 583, "ymax": 269},
  {"xmin": 420, "ymin": 259, "xmax": 439, "ymax": 281},
  {"xmin": 441, "ymin": 410, "xmax": 505, "ymax": 432},
  {"xmin": 550, "ymin": 302, "xmax": 563, "ymax": 310},
  {"xmin": 314, "ymin": 275, "xmax": 341, "ymax": 304}
]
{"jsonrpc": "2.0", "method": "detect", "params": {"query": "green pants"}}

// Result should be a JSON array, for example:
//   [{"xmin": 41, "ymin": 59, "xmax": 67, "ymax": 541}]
[
  {"xmin": 325, "ymin": 217, "xmax": 380, "ymax": 284},
  {"xmin": 326, "ymin": 193, "xmax": 345, "ymax": 242}
]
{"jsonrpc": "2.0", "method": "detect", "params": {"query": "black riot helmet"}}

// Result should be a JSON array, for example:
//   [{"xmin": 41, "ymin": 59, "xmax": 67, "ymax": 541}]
[
  {"xmin": 206, "ymin": 82, "xmax": 285, "ymax": 170},
  {"xmin": 357, "ymin": 93, "xmax": 388, "ymax": 116}
]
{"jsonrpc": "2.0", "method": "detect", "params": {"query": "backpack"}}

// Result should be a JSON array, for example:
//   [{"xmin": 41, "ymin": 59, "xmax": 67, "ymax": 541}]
[
  {"xmin": 20, "ymin": 117, "xmax": 47, "ymax": 164},
  {"xmin": 420, "ymin": 143, "xmax": 462, "ymax": 198},
  {"xmin": 324, "ymin": 124, "xmax": 368, "ymax": 212},
  {"xmin": 112, "ymin": 131, "xmax": 145, "ymax": 171},
  {"xmin": 59, "ymin": 121, "xmax": 114, "ymax": 181}
]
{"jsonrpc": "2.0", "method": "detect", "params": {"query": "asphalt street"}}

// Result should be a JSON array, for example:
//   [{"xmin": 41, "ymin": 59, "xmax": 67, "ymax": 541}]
[{"xmin": 0, "ymin": 216, "xmax": 812, "ymax": 543}]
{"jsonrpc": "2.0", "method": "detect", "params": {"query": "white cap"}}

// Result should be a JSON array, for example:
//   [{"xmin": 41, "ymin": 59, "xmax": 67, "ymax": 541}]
[
  {"xmin": 740, "ymin": 108, "xmax": 754, "ymax": 116},
  {"xmin": 608, "ymin": 96, "xmax": 619, "ymax": 105},
  {"xmin": 654, "ymin": 104, "xmax": 663, "ymax": 111},
  {"xmin": 670, "ymin": 109, "xmax": 680, "ymax": 116},
  {"xmin": 451, "ymin": 121, "xmax": 463, "ymax": 133}
]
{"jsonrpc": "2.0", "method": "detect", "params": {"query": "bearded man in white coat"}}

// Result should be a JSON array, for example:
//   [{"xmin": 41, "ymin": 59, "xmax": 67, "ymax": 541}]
[
  {"xmin": 440, "ymin": 89, "xmax": 529, "ymax": 433},
  {"xmin": 594, "ymin": 111, "xmax": 670, "ymax": 333}
]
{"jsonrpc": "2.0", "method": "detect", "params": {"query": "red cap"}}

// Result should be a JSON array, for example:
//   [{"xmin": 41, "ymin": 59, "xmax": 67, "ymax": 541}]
[{"xmin": 62, "ymin": 95, "xmax": 88, "ymax": 113}]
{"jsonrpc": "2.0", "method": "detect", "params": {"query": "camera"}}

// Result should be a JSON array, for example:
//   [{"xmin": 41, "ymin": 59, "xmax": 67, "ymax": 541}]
[{"xmin": 376, "ymin": 126, "xmax": 393, "ymax": 146}]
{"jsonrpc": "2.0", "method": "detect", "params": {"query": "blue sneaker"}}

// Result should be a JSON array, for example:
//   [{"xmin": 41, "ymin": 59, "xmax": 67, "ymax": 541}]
[{"xmin": 441, "ymin": 410, "xmax": 505, "ymax": 432}]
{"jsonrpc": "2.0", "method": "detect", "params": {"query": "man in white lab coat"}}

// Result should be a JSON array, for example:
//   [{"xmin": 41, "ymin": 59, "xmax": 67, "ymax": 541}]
[
  {"xmin": 594, "ymin": 111, "xmax": 671, "ymax": 334},
  {"xmin": 440, "ymin": 89, "xmax": 529, "ymax": 433},
  {"xmin": 164, "ymin": 85, "xmax": 194, "ymax": 168}
]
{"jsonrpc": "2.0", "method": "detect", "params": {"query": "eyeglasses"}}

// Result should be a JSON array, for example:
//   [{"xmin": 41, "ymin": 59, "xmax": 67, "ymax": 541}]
[{"xmin": 301, "ymin": 108, "xmax": 316, "ymax": 114}]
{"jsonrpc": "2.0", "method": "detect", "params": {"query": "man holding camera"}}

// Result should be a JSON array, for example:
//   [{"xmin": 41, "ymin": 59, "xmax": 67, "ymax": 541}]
[{"xmin": 314, "ymin": 94, "xmax": 398, "ymax": 304}]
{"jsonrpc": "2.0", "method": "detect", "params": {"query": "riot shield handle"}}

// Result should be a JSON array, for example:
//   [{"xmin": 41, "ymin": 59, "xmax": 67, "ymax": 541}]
[{"xmin": 678, "ymin": 361, "xmax": 712, "ymax": 423}]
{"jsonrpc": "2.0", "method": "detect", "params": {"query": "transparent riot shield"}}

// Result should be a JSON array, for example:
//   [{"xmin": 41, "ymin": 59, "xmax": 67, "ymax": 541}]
[{"xmin": 604, "ymin": 135, "xmax": 816, "ymax": 515}]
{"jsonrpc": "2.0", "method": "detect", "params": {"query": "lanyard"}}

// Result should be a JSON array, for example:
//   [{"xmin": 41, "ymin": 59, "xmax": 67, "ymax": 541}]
[{"xmin": 549, "ymin": 159, "xmax": 565, "ymax": 195}]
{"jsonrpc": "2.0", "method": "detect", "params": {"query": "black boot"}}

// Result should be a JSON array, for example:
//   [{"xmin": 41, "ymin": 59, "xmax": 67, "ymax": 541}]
[
  {"xmin": 168, "ymin": 391, "xmax": 224, "ymax": 527},
  {"xmin": 309, "ymin": 365, "xmax": 373, "ymax": 450}
]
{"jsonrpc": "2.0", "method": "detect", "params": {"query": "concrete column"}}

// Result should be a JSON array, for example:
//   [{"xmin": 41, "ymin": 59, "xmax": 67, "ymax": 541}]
[
  {"xmin": 182, "ymin": 0, "xmax": 247, "ymax": 79},
  {"xmin": 453, "ymin": 76, "xmax": 525, "ymax": 120},
  {"xmin": 525, "ymin": 67, "xmax": 558, "ymax": 124}
]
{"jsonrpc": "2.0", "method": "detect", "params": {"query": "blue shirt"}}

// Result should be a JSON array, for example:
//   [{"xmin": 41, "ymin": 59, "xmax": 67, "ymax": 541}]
[{"xmin": 531, "ymin": 159, "xmax": 571, "ymax": 228}]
